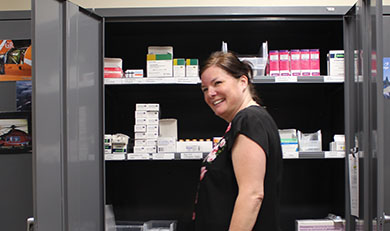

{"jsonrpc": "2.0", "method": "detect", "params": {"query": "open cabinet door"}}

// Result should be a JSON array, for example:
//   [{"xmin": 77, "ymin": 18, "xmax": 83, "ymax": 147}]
[
  {"xmin": 379, "ymin": 9, "xmax": 390, "ymax": 231},
  {"xmin": 32, "ymin": 0, "xmax": 104, "ymax": 230}
]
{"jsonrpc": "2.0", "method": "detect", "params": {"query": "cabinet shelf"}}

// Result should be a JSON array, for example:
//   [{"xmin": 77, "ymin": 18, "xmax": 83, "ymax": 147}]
[
  {"xmin": 104, "ymin": 151, "xmax": 345, "ymax": 161},
  {"xmin": 104, "ymin": 75, "xmax": 344, "ymax": 85}
]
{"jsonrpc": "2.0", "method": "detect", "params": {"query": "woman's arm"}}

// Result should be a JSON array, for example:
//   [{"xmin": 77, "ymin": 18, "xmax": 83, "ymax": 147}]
[{"xmin": 229, "ymin": 134, "xmax": 267, "ymax": 231}]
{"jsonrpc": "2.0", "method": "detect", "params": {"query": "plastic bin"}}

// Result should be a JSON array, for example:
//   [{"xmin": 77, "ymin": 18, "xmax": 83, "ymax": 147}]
[{"xmin": 143, "ymin": 220, "xmax": 176, "ymax": 231}]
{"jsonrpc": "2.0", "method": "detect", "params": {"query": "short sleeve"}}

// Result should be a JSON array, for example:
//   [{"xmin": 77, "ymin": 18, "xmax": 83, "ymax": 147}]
[{"xmin": 226, "ymin": 107, "xmax": 270, "ymax": 156}]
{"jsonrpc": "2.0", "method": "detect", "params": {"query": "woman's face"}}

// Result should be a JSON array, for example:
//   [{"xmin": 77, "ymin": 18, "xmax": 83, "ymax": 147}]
[{"xmin": 201, "ymin": 66, "xmax": 247, "ymax": 122}]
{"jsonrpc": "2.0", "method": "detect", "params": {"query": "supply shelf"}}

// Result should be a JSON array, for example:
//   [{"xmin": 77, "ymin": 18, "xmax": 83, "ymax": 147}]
[
  {"xmin": 104, "ymin": 76, "xmax": 344, "ymax": 85},
  {"xmin": 103, "ymin": 9, "xmax": 347, "ymax": 231},
  {"xmin": 104, "ymin": 151, "xmax": 345, "ymax": 161}
]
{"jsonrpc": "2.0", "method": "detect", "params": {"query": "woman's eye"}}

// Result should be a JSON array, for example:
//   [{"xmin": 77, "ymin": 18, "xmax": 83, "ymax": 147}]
[
  {"xmin": 202, "ymin": 88, "xmax": 208, "ymax": 92},
  {"xmin": 215, "ymin": 81, "xmax": 222, "ymax": 86}
]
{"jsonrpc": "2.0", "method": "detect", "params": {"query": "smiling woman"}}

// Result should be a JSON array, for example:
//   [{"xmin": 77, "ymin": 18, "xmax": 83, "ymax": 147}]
[
  {"xmin": 200, "ymin": 51, "xmax": 260, "ymax": 122},
  {"xmin": 194, "ymin": 51, "xmax": 283, "ymax": 231}
]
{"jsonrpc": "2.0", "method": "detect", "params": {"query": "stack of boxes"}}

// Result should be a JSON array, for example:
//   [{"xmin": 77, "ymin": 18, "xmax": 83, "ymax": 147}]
[
  {"xmin": 104, "ymin": 58, "xmax": 123, "ymax": 78},
  {"xmin": 146, "ymin": 46, "xmax": 199, "ymax": 78},
  {"xmin": 104, "ymin": 133, "xmax": 129, "ymax": 160},
  {"xmin": 133, "ymin": 103, "xmax": 160, "ymax": 155},
  {"xmin": 269, "ymin": 49, "xmax": 320, "ymax": 76}
]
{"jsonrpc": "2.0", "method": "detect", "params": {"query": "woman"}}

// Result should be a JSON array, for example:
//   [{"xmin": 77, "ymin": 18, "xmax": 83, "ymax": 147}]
[{"xmin": 194, "ymin": 51, "xmax": 283, "ymax": 231}]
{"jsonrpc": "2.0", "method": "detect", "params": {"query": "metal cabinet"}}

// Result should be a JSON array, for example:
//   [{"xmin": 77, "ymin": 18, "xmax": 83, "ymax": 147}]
[
  {"xmin": 30, "ymin": 1, "xmax": 390, "ymax": 231},
  {"xmin": 343, "ymin": 1, "xmax": 390, "ymax": 230},
  {"xmin": 0, "ymin": 10, "xmax": 33, "ymax": 231},
  {"xmin": 32, "ymin": 0, "xmax": 104, "ymax": 230},
  {"xmin": 100, "ymin": 6, "xmax": 349, "ymax": 231}
]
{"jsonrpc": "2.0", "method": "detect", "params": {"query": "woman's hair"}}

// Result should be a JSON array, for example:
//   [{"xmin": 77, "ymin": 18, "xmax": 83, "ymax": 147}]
[{"xmin": 200, "ymin": 51, "xmax": 261, "ymax": 104}]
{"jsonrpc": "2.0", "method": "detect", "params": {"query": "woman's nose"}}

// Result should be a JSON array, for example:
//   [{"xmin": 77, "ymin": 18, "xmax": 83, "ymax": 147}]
[{"xmin": 207, "ymin": 88, "xmax": 216, "ymax": 97}]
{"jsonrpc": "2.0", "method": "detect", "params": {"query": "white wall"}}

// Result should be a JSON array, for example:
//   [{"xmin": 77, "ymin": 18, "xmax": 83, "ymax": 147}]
[{"xmin": 1, "ymin": 0, "xmax": 361, "ymax": 11}]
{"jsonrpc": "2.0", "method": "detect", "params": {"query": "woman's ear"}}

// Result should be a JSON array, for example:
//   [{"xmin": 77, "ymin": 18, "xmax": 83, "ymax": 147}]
[{"xmin": 239, "ymin": 75, "xmax": 249, "ymax": 90}]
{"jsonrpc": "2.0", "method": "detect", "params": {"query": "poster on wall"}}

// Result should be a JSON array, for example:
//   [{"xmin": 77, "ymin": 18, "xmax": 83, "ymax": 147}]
[
  {"xmin": 0, "ymin": 39, "xmax": 31, "ymax": 81},
  {"xmin": 0, "ymin": 112, "xmax": 32, "ymax": 153},
  {"xmin": 383, "ymin": 57, "xmax": 390, "ymax": 99},
  {"xmin": 16, "ymin": 81, "xmax": 32, "ymax": 112}
]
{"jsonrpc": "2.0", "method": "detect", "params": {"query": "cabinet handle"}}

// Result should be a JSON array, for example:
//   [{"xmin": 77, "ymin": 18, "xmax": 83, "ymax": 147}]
[
  {"xmin": 27, "ymin": 217, "xmax": 34, "ymax": 231},
  {"xmin": 380, "ymin": 213, "xmax": 390, "ymax": 225}
]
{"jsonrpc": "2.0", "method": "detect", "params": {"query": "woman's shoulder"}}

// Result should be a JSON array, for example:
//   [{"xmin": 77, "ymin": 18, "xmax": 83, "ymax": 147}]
[{"xmin": 234, "ymin": 105, "xmax": 268, "ymax": 121}]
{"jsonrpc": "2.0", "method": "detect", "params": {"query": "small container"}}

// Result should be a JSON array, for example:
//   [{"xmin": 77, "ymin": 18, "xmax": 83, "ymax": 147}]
[{"xmin": 143, "ymin": 220, "xmax": 176, "ymax": 231}]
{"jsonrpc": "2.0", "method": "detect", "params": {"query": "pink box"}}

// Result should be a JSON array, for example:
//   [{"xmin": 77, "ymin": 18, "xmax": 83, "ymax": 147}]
[
  {"xmin": 310, "ymin": 49, "xmax": 320, "ymax": 76},
  {"xmin": 290, "ymin": 49, "xmax": 301, "ymax": 76},
  {"xmin": 279, "ymin": 50, "xmax": 290, "ymax": 76},
  {"xmin": 300, "ymin": 49, "xmax": 311, "ymax": 76},
  {"xmin": 269, "ymin": 50, "xmax": 279, "ymax": 76}
]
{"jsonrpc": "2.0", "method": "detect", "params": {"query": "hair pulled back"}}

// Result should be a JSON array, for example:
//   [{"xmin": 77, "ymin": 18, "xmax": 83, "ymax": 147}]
[{"xmin": 200, "ymin": 51, "xmax": 261, "ymax": 105}]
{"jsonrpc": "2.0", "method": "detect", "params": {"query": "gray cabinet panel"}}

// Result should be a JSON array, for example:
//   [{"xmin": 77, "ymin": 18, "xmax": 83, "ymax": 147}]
[
  {"xmin": 0, "ymin": 19, "xmax": 30, "ymax": 39},
  {"xmin": 33, "ymin": 0, "xmax": 103, "ymax": 230},
  {"xmin": 65, "ymin": 2, "xmax": 104, "ymax": 230},
  {"xmin": 33, "ymin": 0, "xmax": 64, "ymax": 229},
  {"xmin": 381, "ymin": 14, "xmax": 390, "ymax": 231},
  {"xmin": 0, "ymin": 154, "xmax": 33, "ymax": 231},
  {"xmin": 0, "ymin": 82, "xmax": 16, "ymax": 111}
]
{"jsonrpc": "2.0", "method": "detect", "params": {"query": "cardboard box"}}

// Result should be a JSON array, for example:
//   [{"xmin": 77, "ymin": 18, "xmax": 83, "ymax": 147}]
[
  {"xmin": 135, "ymin": 110, "xmax": 147, "ymax": 118},
  {"xmin": 300, "ymin": 49, "xmax": 311, "ymax": 76},
  {"xmin": 134, "ymin": 145, "xmax": 157, "ymax": 153},
  {"xmin": 125, "ymin": 69, "xmax": 143, "ymax": 78},
  {"xmin": 104, "ymin": 134, "xmax": 112, "ymax": 154},
  {"xmin": 176, "ymin": 141, "xmax": 213, "ymax": 153},
  {"xmin": 279, "ymin": 129, "xmax": 298, "ymax": 157},
  {"xmin": 134, "ymin": 139, "xmax": 157, "ymax": 147},
  {"xmin": 159, "ymin": 118, "xmax": 178, "ymax": 139},
  {"xmin": 147, "ymin": 53, "xmax": 173, "ymax": 77},
  {"xmin": 269, "ymin": 50, "xmax": 280, "ymax": 76},
  {"xmin": 327, "ymin": 50, "xmax": 344, "ymax": 77},
  {"xmin": 310, "ymin": 49, "xmax": 320, "ymax": 76},
  {"xmin": 173, "ymin": 58, "xmax": 186, "ymax": 77},
  {"xmin": 134, "ymin": 124, "xmax": 147, "ymax": 133},
  {"xmin": 135, "ymin": 132, "xmax": 158, "ymax": 139},
  {"xmin": 186, "ymin": 59, "xmax": 199, "ymax": 77},
  {"xmin": 148, "ymin": 46, "xmax": 173, "ymax": 55},
  {"xmin": 136, "ymin": 117, "xmax": 159, "ymax": 125},
  {"xmin": 104, "ymin": 58, "xmax": 123, "ymax": 78},
  {"xmin": 157, "ymin": 137, "xmax": 177, "ymax": 153},
  {"xmin": 146, "ymin": 103, "xmax": 160, "ymax": 111},
  {"xmin": 112, "ymin": 144, "xmax": 127, "ymax": 154},
  {"xmin": 147, "ymin": 125, "xmax": 159, "ymax": 133},
  {"xmin": 279, "ymin": 50, "xmax": 290, "ymax": 76},
  {"xmin": 298, "ymin": 130, "xmax": 322, "ymax": 152},
  {"xmin": 136, "ymin": 103, "xmax": 148, "ymax": 111},
  {"xmin": 296, "ymin": 219, "xmax": 345, "ymax": 231},
  {"xmin": 290, "ymin": 50, "xmax": 301, "ymax": 76}
]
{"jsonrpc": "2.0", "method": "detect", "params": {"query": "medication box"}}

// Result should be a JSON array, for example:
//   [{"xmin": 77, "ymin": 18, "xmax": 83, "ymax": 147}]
[
  {"xmin": 147, "ymin": 53, "xmax": 173, "ymax": 77},
  {"xmin": 310, "ymin": 49, "xmax": 320, "ymax": 76},
  {"xmin": 104, "ymin": 58, "xmax": 123, "ymax": 78},
  {"xmin": 176, "ymin": 140, "xmax": 213, "ymax": 153},
  {"xmin": 186, "ymin": 59, "xmax": 199, "ymax": 77},
  {"xmin": 296, "ymin": 219, "xmax": 345, "ymax": 231},
  {"xmin": 279, "ymin": 50, "xmax": 290, "ymax": 76},
  {"xmin": 300, "ymin": 49, "xmax": 311, "ymax": 76},
  {"xmin": 104, "ymin": 134, "xmax": 112, "ymax": 154},
  {"xmin": 290, "ymin": 49, "xmax": 301, "ymax": 76},
  {"xmin": 125, "ymin": 69, "xmax": 143, "ymax": 78},
  {"xmin": 328, "ymin": 50, "xmax": 345, "ymax": 76},
  {"xmin": 173, "ymin": 58, "xmax": 185, "ymax": 77},
  {"xmin": 269, "ymin": 50, "xmax": 280, "ymax": 76}
]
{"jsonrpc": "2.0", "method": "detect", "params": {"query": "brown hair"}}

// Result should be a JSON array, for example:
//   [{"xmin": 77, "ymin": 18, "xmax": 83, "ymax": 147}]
[{"xmin": 200, "ymin": 51, "xmax": 261, "ymax": 104}]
